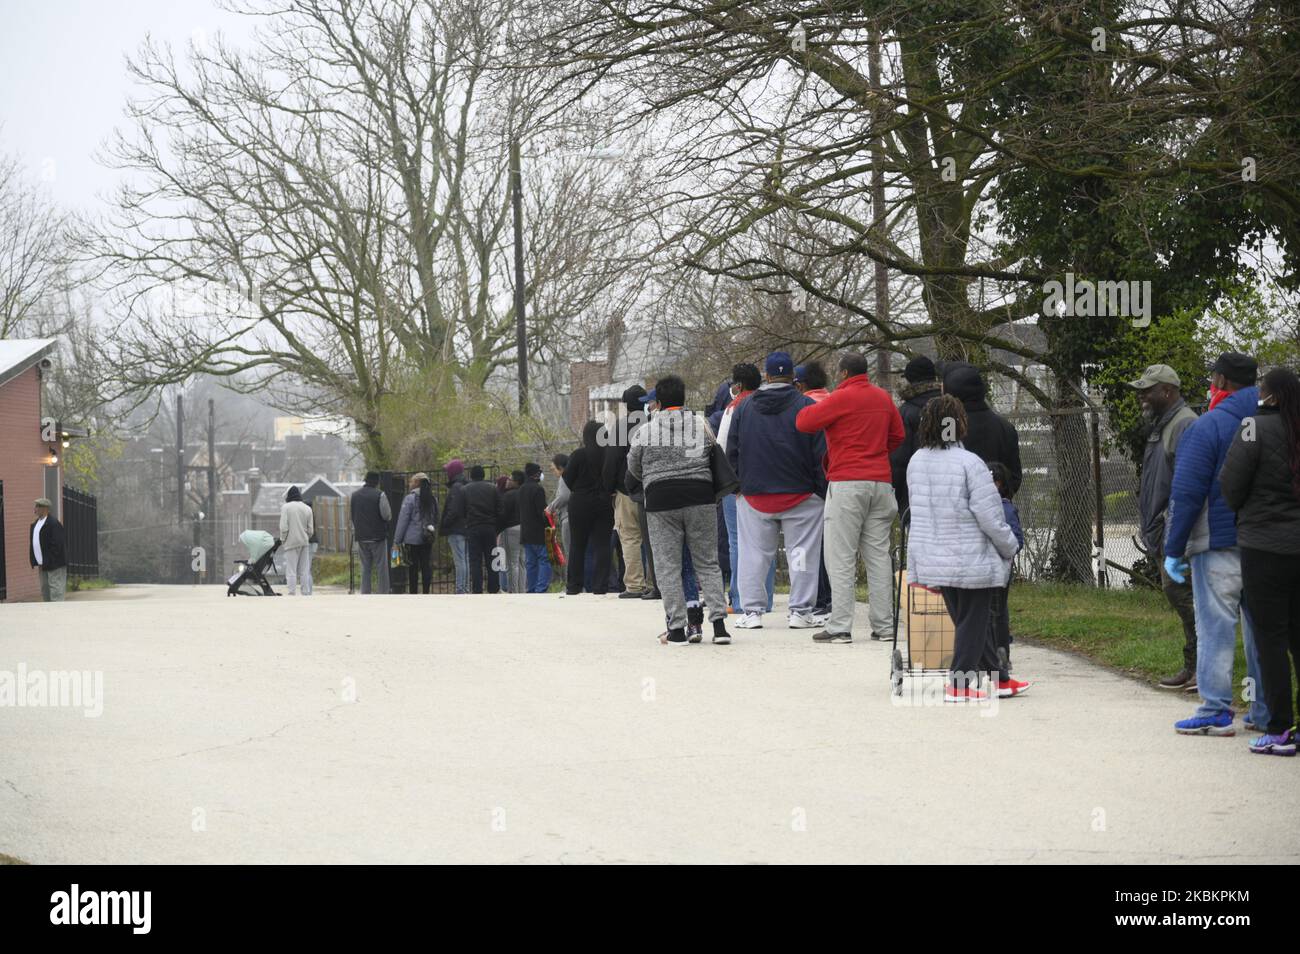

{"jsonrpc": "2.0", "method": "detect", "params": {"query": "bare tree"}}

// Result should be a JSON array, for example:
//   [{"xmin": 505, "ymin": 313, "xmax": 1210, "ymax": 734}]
[
  {"xmin": 89, "ymin": 0, "xmax": 651, "ymax": 465},
  {"xmin": 0, "ymin": 151, "xmax": 70, "ymax": 337}
]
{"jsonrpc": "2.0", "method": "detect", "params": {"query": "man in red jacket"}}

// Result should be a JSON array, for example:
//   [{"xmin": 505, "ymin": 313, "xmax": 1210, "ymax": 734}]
[{"xmin": 795, "ymin": 352, "xmax": 904, "ymax": 643}]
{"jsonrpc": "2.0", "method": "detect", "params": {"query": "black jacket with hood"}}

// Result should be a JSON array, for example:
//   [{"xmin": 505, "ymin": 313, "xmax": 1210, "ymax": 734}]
[
  {"xmin": 889, "ymin": 377, "xmax": 941, "ymax": 513},
  {"xmin": 602, "ymin": 384, "xmax": 648, "ymax": 499},
  {"xmin": 518, "ymin": 477, "xmax": 549, "ymax": 546},
  {"xmin": 459, "ymin": 478, "xmax": 504, "ymax": 530},
  {"xmin": 1219, "ymin": 405, "xmax": 1300, "ymax": 554},
  {"xmin": 439, "ymin": 473, "xmax": 470, "ymax": 534},
  {"xmin": 941, "ymin": 363, "xmax": 1023, "ymax": 495}
]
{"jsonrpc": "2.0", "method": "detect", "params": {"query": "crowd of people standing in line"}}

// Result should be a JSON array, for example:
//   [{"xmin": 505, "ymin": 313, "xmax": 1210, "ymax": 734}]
[{"xmin": 327, "ymin": 344, "xmax": 1300, "ymax": 754}]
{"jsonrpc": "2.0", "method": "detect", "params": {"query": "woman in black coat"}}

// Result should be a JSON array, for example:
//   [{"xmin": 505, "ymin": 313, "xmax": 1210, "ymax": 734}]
[
  {"xmin": 563, "ymin": 420, "xmax": 615, "ymax": 595},
  {"xmin": 1220, "ymin": 367, "xmax": 1300, "ymax": 756}
]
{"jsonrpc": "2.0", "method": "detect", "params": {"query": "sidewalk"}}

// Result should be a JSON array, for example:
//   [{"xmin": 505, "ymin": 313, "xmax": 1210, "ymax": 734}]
[{"xmin": 0, "ymin": 585, "xmax": 1294, "ymax": 863}]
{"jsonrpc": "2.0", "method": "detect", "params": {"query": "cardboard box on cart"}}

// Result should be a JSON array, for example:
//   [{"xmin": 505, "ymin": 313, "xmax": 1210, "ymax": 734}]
[{"xmin": 896, "ymin": 570, "xmax": 955, "ymax": 669}]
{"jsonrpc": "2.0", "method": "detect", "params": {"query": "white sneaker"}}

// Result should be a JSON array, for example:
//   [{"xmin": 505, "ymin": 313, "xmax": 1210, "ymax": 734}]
[
  {"xmin": 787, "ymin": 610, "xmax": 823, "ymax": 629},
  {"xmin": 734, "ymin": 612, "xmax": 764, "ymax": 629}
]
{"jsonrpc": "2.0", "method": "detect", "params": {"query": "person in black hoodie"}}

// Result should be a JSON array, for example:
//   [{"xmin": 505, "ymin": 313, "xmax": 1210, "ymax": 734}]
[
  {"xmin": 603, "ymin": 384, "xmax": 656, "ymax": 598},
  {"xmin": 439, "ymin": 459, "xmax": 471, "ymax": 593},
  {"xmin": 564, "ymin": 420, "xmax": 615, "ymax": 595},
  {"xmin": 460, "ymin": 465, "xmax": 503, "ymax": 594},
  {"xmin": 1220, "ymin": 367, "xmax": 1300, "ymax": 755},
  {"xmin": 518, "ymin": 462, "xmax": 553, "ymax": 593},
  {"xmin": 941, "ymin": 362, "xmax": 1022, "ymax": 494},
  {"xmin": 890, "ymin": 355, "xmax": 942, "ymax": 517}
]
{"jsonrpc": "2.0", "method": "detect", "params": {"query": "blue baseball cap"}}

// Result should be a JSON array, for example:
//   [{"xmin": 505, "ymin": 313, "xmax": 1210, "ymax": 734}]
[
  {"xmin": 793, "ymin": 364, "xmax": 808, "ymax": 382},
  {"xmin": 639, "ymin": 388, "xmax": 657, "ymax": 404},
  {"xmin": 766, "ymin": 351, "xmax": 794, "ymax": 377}
]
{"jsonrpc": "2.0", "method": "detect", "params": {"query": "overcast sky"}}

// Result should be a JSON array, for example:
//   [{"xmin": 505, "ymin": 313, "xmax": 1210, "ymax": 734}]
[{"xmin": 0, "ymin": 0, "xmax": 250, "ymax": 213}]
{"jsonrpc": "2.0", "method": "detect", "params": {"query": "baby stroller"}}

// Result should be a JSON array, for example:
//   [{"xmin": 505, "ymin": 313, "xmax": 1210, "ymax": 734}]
[{"xmin": 227, "ymin": 529, "xmax": 282, "ymax": 597}]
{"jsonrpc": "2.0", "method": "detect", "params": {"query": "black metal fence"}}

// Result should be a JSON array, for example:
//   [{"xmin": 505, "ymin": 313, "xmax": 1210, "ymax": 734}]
[{"xmin": 62, "ymin": 484, "xmax": 99, "ymax": 578}]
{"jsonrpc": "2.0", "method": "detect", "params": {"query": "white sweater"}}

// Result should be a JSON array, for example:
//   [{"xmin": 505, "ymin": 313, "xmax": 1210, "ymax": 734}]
[{"xmin": 906, "ymin": 444, "xmax": 1018, "ymax": 589}]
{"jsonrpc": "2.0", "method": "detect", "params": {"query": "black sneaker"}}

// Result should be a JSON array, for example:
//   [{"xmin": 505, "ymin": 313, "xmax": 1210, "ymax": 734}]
[
  {"xmin": 686, "ymin": 606, "xmax": 704, "ymax": 643},
  {"xmin": 663, "ymin": 627, "xmax": 689, "ymax": 646},
  {"xmin": 641, "ymin": 588, "xmax": 662, "ymax": 600},
  {"xmin": 618, "ymin": 590, "xmax": 644, "ymax": 600},
  {"xmin": 812, "ymin": 630, "xmax": 852, "ymax": 644},
  {"xmin": 712, "ymin": 618, "xmax": 732, "ymax": 645},
  {"xmin": 1158, "ymin": 668, "xmax": 1194, "ymax": 690}
]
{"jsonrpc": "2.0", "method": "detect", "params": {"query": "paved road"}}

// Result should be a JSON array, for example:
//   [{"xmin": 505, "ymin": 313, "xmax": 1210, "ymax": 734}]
[{"xmin": 1, "ymin": 585, "xmax": 1294, "ymax": 864}]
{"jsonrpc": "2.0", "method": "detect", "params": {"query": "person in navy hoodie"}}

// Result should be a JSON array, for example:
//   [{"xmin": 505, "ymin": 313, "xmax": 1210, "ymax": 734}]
[
  {"xmin": 1164, "ymin": 352, "xmax": 1270, "ymax": 737},
  {"xmin": 725, "ymin": 351, "xmax": 828, "ymax": 630}
]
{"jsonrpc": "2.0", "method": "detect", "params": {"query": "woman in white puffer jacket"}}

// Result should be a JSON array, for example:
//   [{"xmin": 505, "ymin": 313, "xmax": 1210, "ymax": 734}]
[{"xmin": 906, "ymin": 394, "xmax": 1029, "ymax": 701}]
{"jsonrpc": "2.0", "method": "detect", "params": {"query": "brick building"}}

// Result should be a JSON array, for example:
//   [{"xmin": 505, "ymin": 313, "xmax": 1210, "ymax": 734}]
[{"xmin": 0, "ymin": 339, "xmax": 62, "ymax": 602}]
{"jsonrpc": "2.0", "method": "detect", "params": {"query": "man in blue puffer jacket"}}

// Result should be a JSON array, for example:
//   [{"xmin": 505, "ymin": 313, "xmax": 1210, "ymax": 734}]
[{"xmin": 1164, "ymin": 352, "xmax": 1269, "ymax": 736}]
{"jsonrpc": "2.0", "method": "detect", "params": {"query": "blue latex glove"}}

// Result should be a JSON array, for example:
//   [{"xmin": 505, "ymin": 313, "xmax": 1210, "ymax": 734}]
[{"xmin": 1163, "ymin": 555, "xmax": 1188, "ymax": 584}]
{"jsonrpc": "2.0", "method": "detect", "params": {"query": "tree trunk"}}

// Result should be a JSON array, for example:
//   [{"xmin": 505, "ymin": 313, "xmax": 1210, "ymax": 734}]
[{"xmin": 1047, "ymin": 381, "xmax": 1096, "ymax": 584}]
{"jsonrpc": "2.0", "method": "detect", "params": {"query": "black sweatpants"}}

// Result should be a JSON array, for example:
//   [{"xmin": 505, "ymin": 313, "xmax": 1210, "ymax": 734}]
[
  {"xmin": 567, "ymin": 493, "xmax": 614, "ymax": 595},
  {"xmin": 404, "ymin": 542, "xmax": 433, "ymax": 594},
  {"xmin": 1240, "ymin": 546, "xmax": 1300, "ymax": 734},
  {"xmin": 1157, "ymin": 545, "xmax": 1198, "ymax": 670},
  {"xmin": 941, "ymin": 585, "xmax": 1007, "ymax": 687},
  {"xmin": 991, "ymin": 582, "xmax": 1012, "ymax": 672},
  {"xmin": 466, "ymin": 524, "xmax": 500, "ymax": 594}
]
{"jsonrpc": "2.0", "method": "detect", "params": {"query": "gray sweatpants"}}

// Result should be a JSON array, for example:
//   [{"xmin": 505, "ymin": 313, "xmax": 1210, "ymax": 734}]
[
  {"xmin": 646, "ymin": 504, "xmax": 726, "ymax": 631},
  {"xmin": 357, "ymin": 539, "xmax": 390, "ymax": 594},
  {"xmin": 736, "ymin": 495, "xmax": 824, "ymax": 613},
  {"xmin": 40, "ymin": 566, "xmax": 67, "ymax": 602},
  {"xmin": 501, "ymin": 526, "xmax": 524, "ymax": 592},
  {"xmin": 823, "ymin": 480, "xmax": 897, "ymax": 636}
]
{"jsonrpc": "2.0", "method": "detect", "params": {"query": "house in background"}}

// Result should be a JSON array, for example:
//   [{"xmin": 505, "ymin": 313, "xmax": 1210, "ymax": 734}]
[
  {"xmin": 0, "ymin": 338, "xmax": 97, "ymax": 602},
  {"xmin": 220, "ymin": 472, "xmax": 360, "ymax": 558}
]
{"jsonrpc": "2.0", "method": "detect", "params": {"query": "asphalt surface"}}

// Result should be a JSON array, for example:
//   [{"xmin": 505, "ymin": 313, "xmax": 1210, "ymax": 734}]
[{"xmin": 0, "ymin": 585, "xmax": 1294, "ymax": 864}]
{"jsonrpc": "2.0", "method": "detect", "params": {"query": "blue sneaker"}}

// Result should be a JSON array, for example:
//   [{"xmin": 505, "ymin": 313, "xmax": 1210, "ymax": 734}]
[
  {"xmin": 1174, "ymin": 712, "xmax": 1235, "ymax": 736},
  {"xmin": 1249, "ymin": 730, "xmax": 1297, "ymax": 756}
]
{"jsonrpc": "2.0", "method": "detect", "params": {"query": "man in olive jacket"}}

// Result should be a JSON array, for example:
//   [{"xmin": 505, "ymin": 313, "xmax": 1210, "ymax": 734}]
[{"xmin": 1130, "ymin": 364, "xmax": 1200, "ymax": 690}]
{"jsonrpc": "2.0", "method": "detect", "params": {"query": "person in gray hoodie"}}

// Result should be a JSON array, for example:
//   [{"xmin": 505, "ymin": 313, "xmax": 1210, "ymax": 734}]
[
  {"xmin": 279, "ymin": 485, "xmax": 315, "ymax": 595},
  {"xmin": 907, "ymin": 394, "xmax": 1028, "ymax": 702},
  {"xmin": 628, "ymin": 375, "xmax": 731, "ymax": 646}
]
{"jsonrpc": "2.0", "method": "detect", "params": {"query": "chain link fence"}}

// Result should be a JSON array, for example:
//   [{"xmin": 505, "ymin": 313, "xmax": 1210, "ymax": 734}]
[{"xmin": 1005, "ymin": 406, "xmax": 1149, "ymax": 588}]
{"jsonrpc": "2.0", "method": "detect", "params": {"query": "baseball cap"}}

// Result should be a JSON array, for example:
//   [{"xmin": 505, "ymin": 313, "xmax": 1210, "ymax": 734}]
[
  {"xmin": 766, "ymin": 351, "xmax": 794, "ymax": 377},
  {"xmin": 640, "ymin": 388, "xmax": 657, "ymax": 404},
  {"xmin": 1127, "ymin": 364, "xmax": 1181, "ymax": 389},
  {"xmin": 1211, "ymin": 352, "xmax": 1258, "ymax": 386},
  {"xmin": 34, "ymin": 497, "xmax": 52, "ymax": 508}
]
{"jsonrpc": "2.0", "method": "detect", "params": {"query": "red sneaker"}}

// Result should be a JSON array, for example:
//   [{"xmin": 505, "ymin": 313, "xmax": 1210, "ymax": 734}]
[
  {"xmin": 944, "ymin": 686, "xmax": 988, "ymax": 703},
  {"xmin": 997, "ymin": 679, "xmax": 1031, "ymax": 698}
]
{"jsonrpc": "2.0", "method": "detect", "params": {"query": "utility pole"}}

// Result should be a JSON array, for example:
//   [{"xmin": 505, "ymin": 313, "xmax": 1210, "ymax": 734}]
[
  {"xmin": 176, "ymin": 394, "xmax": 185, "ymax": 524},
  {"xmin": 868, "ymin": 30, "xmax": 892, "ymax": 392},
  {"xmin": 510, "ymin": 136, "xmax": 528, "ymax": 412},
  {"xmin": 208, "ymin": 398, "xmax": 218, "ymax": 578}
]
